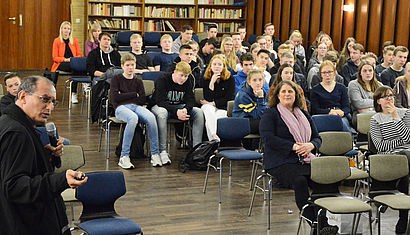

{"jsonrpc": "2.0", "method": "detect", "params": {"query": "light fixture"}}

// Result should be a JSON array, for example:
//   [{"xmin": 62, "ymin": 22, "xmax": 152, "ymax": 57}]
[{"xmin": 343, "ymin": 4, "xmax": 354, "ymax": 12}]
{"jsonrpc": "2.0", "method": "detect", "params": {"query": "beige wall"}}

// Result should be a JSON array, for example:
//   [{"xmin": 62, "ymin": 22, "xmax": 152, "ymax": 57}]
[{"xmin": 71, "ymin": 0, "xmax": 86, "ymax": 56}]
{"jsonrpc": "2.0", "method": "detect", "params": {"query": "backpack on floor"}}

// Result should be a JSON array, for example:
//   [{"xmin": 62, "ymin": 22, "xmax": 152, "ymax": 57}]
[
  {"xmin": 178, "ymin": 139, "xmax": 219, "ymax": 173},
  {"xmin": 115, "ymin": 125, "xmax": 147, "ymax": 159}
]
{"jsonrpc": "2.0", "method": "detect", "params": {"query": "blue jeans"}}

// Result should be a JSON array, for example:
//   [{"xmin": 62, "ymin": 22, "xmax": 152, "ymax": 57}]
[
  {"xmin": 115, "ymin": 104, "xmax": 159, "ymax": 156},
  {"xmin": 151, "ymin": 105, "xmax": 204, "ymax": 152},
  {"xmin": 341, "ymin": 117, "xmax": 351, "ymax": 133}
]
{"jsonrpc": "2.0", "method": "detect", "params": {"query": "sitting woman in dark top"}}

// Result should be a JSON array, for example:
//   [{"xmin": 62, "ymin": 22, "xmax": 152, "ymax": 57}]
[
  {"xmin": 311, "ymin": 60, "xmax": 351, "ymax": 132},
  {"xmin": 260, "ymin": 80, "xmax": 337, "ymax": 235},
  {"xmin": 0, "ymin": 73, "xmax": 21, "ymax": 115},
  {"xmin": 369, "ymin": 85, "xmax": 409, "ymax": 234}
]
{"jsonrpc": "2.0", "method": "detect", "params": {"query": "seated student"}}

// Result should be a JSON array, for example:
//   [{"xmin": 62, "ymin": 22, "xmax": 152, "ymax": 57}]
[
  {"xmin": 336, "ymin": 37, "xmax": 356, "ymax": 75},
  {"xmin": 110, "ymin": 53, "xmax": 161, "ymax": 168},
  {"xmin": 151, "ymin": 62, "xmax": 204, "ymax": 160},
  {"xmin": 188, "ymin": 40, "xmax": 205, "ymax": 74},
  {"xmin": 0, "ymin": 73, "xmax": 21, "ymax": 115},
  {"xmin": 375, "ymin": 45, "xmax": 395, "ymax": 78},
  {"xmin": 199, "ymin": 24, "xmax": 218, "ymax": 49},
  {"xmin": 250, "ymin": 43, "xmax": 261, "ymax": 61},
  {"xmin": 342, "ymin": 43, "xmax": 364, "ymax": 84},
  {"xmin": 86, "ymin": 32, "xmax": 121, "ymax": 80},
  {"xmin": 220, "ymin": 37, "xmax": 238, "ymax": 73},
  {"xmin": 318, "ymin": 33, "xmax": 338, "ymax": 55},
  {"xmin": 361, "ymin": 52, "xmax": 380, "ymax": 81},
  {"xmin": 263, "ymin": 23, "xmax": 282, "ymax": 52},
  {"xmin": 270, "ymin": 44, "xmax": 289, "ymax": 75},
  {"xmin": 198, "ymin": 37, "xmax": 218, "ymax": 67},
  {"xmin": 289, "ymin": 30, "xmax": 306, "ymax": 66},
  {"xmin": 167, "ymin": 44, "xmax": 201, "ymax": 89},
  {"xmin": 171, "ymin": 25, "xmax": 193, "ymax": 54},
  {"xmin": 268, "ymin": 64, "xmax": 308, "ymax": 111},
  {"xmin": 232, "ymin": 32, "xmax": 246, "ymax": 59},
  {"xmin": 307, "ymin": 42, "xmax": 328, "ymax": 73},
  {"xmin": 381, "ymin": 46, "xmax": 409, "ymax": 88},
  {"xmin": 51, "ymin": 21, "xmax": 82, "ymax": 103},
  {"xmin": 201, "ymin": 55, "xmax": 235, "ymax": 140},
  {"xmin": 233, "ymin": 70, "xmax": 267, "ymax": 134},
  {"xmin": 369, "ymin": 86, "xmax": 409, "ymax": 234},
  {"xmin": 85, "ymin": 22, "xmax": 101, "ymax": 57},
  {"xmin": 311, "ymin": 61, "xmax": 351, "ymax": 132},
  {"xmin": 348, "ymin": 61, "xmax": 382, "ymax": 127},
  {"xmin": 238, "ymin": 26, "xmax": 251, "ymax": 50},
  {"xmin": 377, "ymin": 41, "xmax": 394, "ymax": 65},
  {"xmin": 256, "ymin": 36, "xmax": 275, "ymax": 69},
  {"xmin": 284, "ymin": 39, "xmax": 306, "ymax": 76},
  {"xmin": 394, "ymin": 62, "xmax": 410, "ymax": 108},
  {"xmin": 234, "ymin": 53, "xmax": 269, "ymax": 95},
  {"xmin": 254, "ymin": 49, "xmax": 272, "ymax": 86},
  {"xmin": 129, "ymin": 33, "xmax": 154, "ymax": 74},
  {"xmin": 153, "ymin": 34, "xmax": 178, "ymax": 72},
  {"xmin": 263, "ymin": 34, "xmax": 278, "ymax": 62},
  {"xmin": 309, "ymin": 51, "xmax": 345, "ymax": 89},
  {"xmin": 306, "ymin": 31, "xmax": 326, "ymax": 68}
]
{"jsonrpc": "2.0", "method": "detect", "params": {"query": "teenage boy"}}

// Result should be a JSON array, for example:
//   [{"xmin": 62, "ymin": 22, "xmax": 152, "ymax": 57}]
[
  {"xmin": 153, "ymin": 34, "xmax": 178, "ymax": 72},
  {"xmin": 263, "ymin": 23, "xmax": 281, "ymax": 51},
  {"xmin": 198, "ymin": 37, "xmax": 218, "ymax": 66},
  {"xmin": 256, "ymin": 36, "xmax": 275, "ymax": 69},
  {"xmin": 375, "ymin": 45, "xmax": 395, "ymax": 78},
  {"xmin": 199, "ymin": 24, "xmax": 218, "ymax": 49},
  {"xmin": 254, "ymin": 49, "xmax": 273, "ymax": 88},
  {"xmin": 86, "ymin": 32, "xmax": 121, "ymax": 80},
  {"xmin": 111, "ymin": 53, "xmax": 162, "ymax": 168},
  {"xmin": 234, "ymin": 53, "xmax": 269, "ymax": 95},
  {"xmin": 0, "ymin": 73, "xmax": 21, "ymax": 115},
  {"xmin": 151, "ymin": 62, "xmax": 204, "ymax": 162},
  {"xmin": 342, "ymin": 43, "xmax": 364, "ymax": 84},
  {"xmin": 381, "ymin": 46, "xmax": 409, "ymax": 88},
  {"xmin": 129, "ymin": 33, "xmax": 154, "ymax": 74},
  {"xmin": 171, "ymin": 25, "xmax": 193, "ymax": 53},
  {"xmin": 238, "ymin": 26, "xmax": 251, "ymax": 50},
  {"xmin": 232, "ymin": 33, "xmax": 246, "ymax": 59},
  {"xmin": 167, "ymin": 44, "xmax": 201, "ymax": 89}
]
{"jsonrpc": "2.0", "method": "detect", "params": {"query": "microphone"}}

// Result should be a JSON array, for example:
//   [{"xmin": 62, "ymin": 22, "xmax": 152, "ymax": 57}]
[{"xmin": 45, "ymin": 122, "xmax": 61, "ymax": 168}]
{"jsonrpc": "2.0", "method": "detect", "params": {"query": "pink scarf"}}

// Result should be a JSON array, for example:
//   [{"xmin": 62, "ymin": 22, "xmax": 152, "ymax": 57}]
[{"xmin": 277, "ymin": 103, "xmax": 316, "ymax": 163}]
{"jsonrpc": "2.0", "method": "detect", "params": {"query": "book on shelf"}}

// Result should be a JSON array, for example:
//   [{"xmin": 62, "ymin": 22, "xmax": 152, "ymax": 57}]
[
  {"xmin": 198, "ymin": 8, "xmax": 242, "ymax": 19},
  {"xmin": 144, "ymin": 6, "xmax": 194, "ymax": 18},
  {"xmin": 145, "ymin": 0, "xmax": 194, "ymax": 4},
  {"xmin": 89, "ymin": 19, "xmax": 142, "ymax": 31},
  {"xmin": 89, "ymin": 3, "xmax": 141, "ymax": 17},
  {"xmin": 197, "ymin": 21, "xmax": 241, "ymax": 33},
  {"xmin": 198, "ymin": 0, "xmax": 235, "ymax": 4},
  {"xmin": 143, "ymin": 20, "xmax": 176, "ymax": 32}
]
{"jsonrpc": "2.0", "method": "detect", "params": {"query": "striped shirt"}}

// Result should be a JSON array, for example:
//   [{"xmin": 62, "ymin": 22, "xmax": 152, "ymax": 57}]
[{"xmin": 369, "ymin": 108, "xmax": 410, "ymax": 153}]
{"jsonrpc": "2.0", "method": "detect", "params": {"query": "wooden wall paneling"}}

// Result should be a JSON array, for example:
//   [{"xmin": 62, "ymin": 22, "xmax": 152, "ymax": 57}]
[
  {"xmin": 290, "ymin": 0, "xmax": 301, "ymax": 32},
  {"xmin": 280, "ymin": 0, "xmax": 291, "ymax": 41},
  {"xmin": 342, "ymin": 0, "xmax": 356, "ymax": 47},
  {"xmin": 331, "ymin": 0, "xmax": 344, "ymax": 51},
  {"xmin": 309, "ymin": 0, "xmax": 321, "ymax": 46},
  {"xmin": 380, "ymin": 0, "xmax": 397, "ymax": 45},
  {"xmin": 0, "ymin": 0, "xmax": 19, "ymax": 69},
  {"xmin": 300, "ymin": 0, "xmax": 311, "ymax": 48},
  {"xmin": 264, "ymin": 0, "xmax": 272, "ymax": 28},
  {"xmin": 255, "ymin": 0, "xmax": 264, "ymax": 35},
  {"xmin": 246, "ymin": 0, "xmax": 255, "ymax": 38},
  {"xmin": 355, "ymin": 0, "xmax": 370, "ymax": 48},
  {"xmin": 395, "ymin": 0, "xmax": 409, "ymax": 48},
  {"xmin": 320, "ymin": 0, "xmax": 333, "ymax": 35},
  {"xmin": 366, "ymin": 0, "xmax": 383, "ymax": 54},
  {"xmin": 272, "ymin": 0, "xmax": 281, "ymax": 36}
]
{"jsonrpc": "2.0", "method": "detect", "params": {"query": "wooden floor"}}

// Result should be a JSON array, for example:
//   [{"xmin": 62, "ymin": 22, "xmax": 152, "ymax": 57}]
[{"xmin": 13, "ymin": 71, "xmax": 406, "ymax": 234}]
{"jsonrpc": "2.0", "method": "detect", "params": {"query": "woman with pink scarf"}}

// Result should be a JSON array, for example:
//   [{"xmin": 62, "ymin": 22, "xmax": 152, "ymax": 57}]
[{"xmin": 260, "ymin": 80, "xmax": 338, "ymax": 235}]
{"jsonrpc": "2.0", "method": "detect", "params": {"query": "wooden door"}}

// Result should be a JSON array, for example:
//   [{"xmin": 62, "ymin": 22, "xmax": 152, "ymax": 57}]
[{"xmin": 0, "ymin": 0, "xmax": 19, "ymax": 69}]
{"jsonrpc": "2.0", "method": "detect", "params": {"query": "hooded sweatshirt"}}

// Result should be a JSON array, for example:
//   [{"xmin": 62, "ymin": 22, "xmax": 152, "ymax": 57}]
[
  {"xmin": 86, "ymin": 46, "xmax": 121, "ymax": 79},
  {"xmin": 234, "ymin": 69, "xmax": 269, "ymax": 96},
  {"xmin": 232, "ymin": 82, "xmax": 267, "ymax": 119}
]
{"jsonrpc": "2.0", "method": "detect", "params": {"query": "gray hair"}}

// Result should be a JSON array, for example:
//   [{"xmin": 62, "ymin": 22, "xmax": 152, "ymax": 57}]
[{"xmin": 18, "ymin": 76, "xmax": 55, "ymax": 95}]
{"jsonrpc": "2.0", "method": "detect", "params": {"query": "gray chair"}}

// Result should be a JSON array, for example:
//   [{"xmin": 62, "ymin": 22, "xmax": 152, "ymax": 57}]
[
  {"xmin": 297, "ymin": 156, "xmax": 373, "ymax": 235},
  {"xmin": 194, "ymin": 88, "xmax": 203, "ymax": 106},
  {"xmin": 226, "ymin": 100, "xmax": 234, "ymax": 117},
  {"xmin": 356, "ymin": 112, "xmax": 375, "ymax": 152}
]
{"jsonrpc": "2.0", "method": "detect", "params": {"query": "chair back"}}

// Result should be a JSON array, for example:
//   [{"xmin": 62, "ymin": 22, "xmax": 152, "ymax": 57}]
[
  {"xmin": 143, "ymin": 80, "xmax": 155, "ymax": 97},
  {"xmin": 197, "ymin": 32, "xmax": 208, "ymax": 42},
  {"xmin": 70, "ymin": 57, "xmax": 87, "ymax": 74},
  {"xmin": 217, "ymin": 117, "xmax": 250, "ymax": 140},
  {"xmin": 227, "ymin": 100, "xmax": 234, "ymax": 117},
  {"xmin": 311, "ymin": 156, "xmax": 351, "ymax": 184},
  {"xmin": 170, "ymin": 32, "xmax": 180, "ymax": 41},
  {"xmin": 369, "ymin": 154, "xmax": 409, "ymax": 182},
  {"xmin": 194, "ymin": 88, "xmax": 204, "ymax": 106},
  {"xmin": 192, "ymin": 34, "xmax": 199, "ymax": 43},
  {"xmin": 248, "ymin": 34, "xmax": 258, "ymax": 45},
  {"xmin": 117, "ymin": 31, "xmax": 134, "ymax": 46},
  {"xmin": 55, "ymin": 145, "xmax": 85, "ymax": 173},
  {"xmin": 312, "ymin": 115, "xmax": 344, "ymax": 132},
  {"xmin": 142, "ymin": 71, "xmax": 165, "ymax": 82},
  {"xmin": 319, "ymin": 132, "xmax": 353, "ymax": 155},
  {"xmin": 367, "ymin": 132, "xmax": 377, "ymax": 154},
  {"xmin": 356, "ymin": 112, "xmax": 375, "ymax": 134},
  {"xmin": 143, "ymin": 32, "xmax": 161, "ymax": 47}
]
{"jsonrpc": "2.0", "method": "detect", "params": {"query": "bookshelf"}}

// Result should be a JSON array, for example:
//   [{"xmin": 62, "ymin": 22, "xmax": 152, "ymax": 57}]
[{"xmin": 86, "ymin": 0, "xmax": 247, "ymax": 35}]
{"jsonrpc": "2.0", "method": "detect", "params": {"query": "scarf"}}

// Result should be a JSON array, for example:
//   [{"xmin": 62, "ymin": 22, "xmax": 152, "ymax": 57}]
[{"xmin": 277, "ymin": 103, "xmax": 316, "ymax": 163}]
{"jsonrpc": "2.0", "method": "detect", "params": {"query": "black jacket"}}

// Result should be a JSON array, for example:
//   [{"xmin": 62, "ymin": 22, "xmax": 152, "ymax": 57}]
[
  {"xmin": 0, "ymin": 93, "xmax": 15, "ymax": 115},
  {"xmin": 0, "ymin": 104, "xmax": 70, "ymax": 235},
  {"xmin": 341, "ymin": 59, "xmax": 358, "ymax": 84},
  {"xmin": 203, "ymin": 74, "xmax": 235, "ymax": 110},
  {"xmin": 86, "ymin": 47, "xmax": 121, "ymax": 79},
  {"xmin": 166, "ymin": 57, "xmax": 202, "ymax": 89},
  {"xmin": 381, "ymin": 67, "xmax": 405, "ymax": 88}
]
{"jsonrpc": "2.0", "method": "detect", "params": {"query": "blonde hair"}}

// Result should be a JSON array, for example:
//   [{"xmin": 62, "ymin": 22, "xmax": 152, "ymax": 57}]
[
  {"xmin": 160, "ymin": 34, "xmax": 173, "ymax": 43},
  {"xmin": 221, "ymin": 37, "xmax": 237, "ymax": 71},
  {"xmin": 203, "ymin": 55, "xmax": 231, "ymax": 81},
  {"xmin": 175, "ymin": 61, "xmax": 191, "ymax": 75},
  {"xmin": 130, "ymin": 33, "xmax": 142, "ymax": 42},
  {"xmin": 289, "ymin": 30, "xmax": 303, "ymax": 44},
  {"xmin": 121, "ymin": 52, "xmax": 136, "ymax": 64},
  {"xmin": 319, "ymin": 34, "xmax": 335, "ymax": 51},
  {"xmin": 88, "ymin": 22, "xmax": 101, "ymax": 43},
  {"xmin": 247, "ymin": 69, "xmax": 263, "ymax": 82},
  {"xmin": 59, "ymin": 21, "xmax": 73, "ymax": 44}
]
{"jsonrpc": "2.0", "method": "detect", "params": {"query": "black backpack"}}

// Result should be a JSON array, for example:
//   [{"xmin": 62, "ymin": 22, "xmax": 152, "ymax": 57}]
[
  {"xmin": 178, "ymin": 139, "xmax": 220, "ymax": 173},
  {"xmin": 115, "ymin": 125, "xmax": 147, "ymax": 159}
]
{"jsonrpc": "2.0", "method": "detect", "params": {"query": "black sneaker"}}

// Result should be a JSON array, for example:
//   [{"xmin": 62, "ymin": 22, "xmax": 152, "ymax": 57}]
[
  {"xmin": 320, "ymin": 225, "xmax": 338, "ymax": 235},
  {"xmin": 395, "ymin": 217, "xmax": 408, "ymax": 234}
]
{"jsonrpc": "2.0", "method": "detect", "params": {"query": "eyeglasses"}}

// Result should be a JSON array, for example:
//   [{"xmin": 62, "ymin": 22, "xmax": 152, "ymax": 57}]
[
  {"xmin": 379, "ymin": 94, "xmax": 395, "ymax": 100},
  {"xmin": 321, "ymin": 71, "xmax": 334, "ymax": 75},
  {"xmin": 28, "ymin": 92, "xmax": 58, "ymax": 106}
]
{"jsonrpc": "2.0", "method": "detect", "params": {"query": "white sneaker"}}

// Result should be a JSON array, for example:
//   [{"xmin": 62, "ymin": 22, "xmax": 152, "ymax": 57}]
[
  {"xmin": 160, "ymin": 151, "xmax": 171, "ymax": 165},
  {"xmin": 71, "ymin": 94, "xmax": 78, "ymax": 104},
  {"xmin": 151, "ymin": 154, "xmax": 162, "ymax": 167},
  {"xmin": 118, "ymin": 156, "xmax": 134, "ymax": 169}
]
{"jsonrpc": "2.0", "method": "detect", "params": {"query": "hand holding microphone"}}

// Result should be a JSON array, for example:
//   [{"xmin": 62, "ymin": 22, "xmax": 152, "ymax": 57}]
[{"xmin": 45, "ymin": 122, "xmax": 64, "ymax": 167}]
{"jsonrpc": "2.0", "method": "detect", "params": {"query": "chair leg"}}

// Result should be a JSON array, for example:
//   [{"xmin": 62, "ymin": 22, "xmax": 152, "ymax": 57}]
[
  {"xmin": 248, "ymin": 173, "xmax": 264, "ymax": 216},
  {"xmin": 219, "ymin": 157, "xmax": 224, "ymax": 204},
  {"xmin": 229, "ymin": 161, "xmax": 232, "ymax": 176},
  {"xmin": 267, "ymin": 176, "xmax": 272, "ymax": 230},
  {"xmin": 297, "ymin": 204, "xmax": 310, "ymax": 235},
  {"xmin": 377, "ymin": 205, "xmax": 382, "ymax": 235},
  {"xmin": 249, "ymin": 160, "xmax": 259, "ymax": 190},
  {"xmin": 70, "ymin": 202, "xmax": 75, "ymax": 222},
  {"xmin": 106, "ymin": 121, "xmax": 112, "ymax": 159},
  {"xmin": 98, "ymin": 122, "xmax": 104, "ymax": 152},
  {"xmin": 368, "ymin": 210, "xmax": 373, "ymax": 235},
  {"xmin": 203, "ymin": 155, "xmax": 216, "ymax": 193},
  {"xmin": 69, "ymin": 80, "xmax": 73, "ymax": 109},
  {"xmin": 351, "ymin": 213, "xmax": 358, "ymax": 234},
  {"xmin": 62, "ymin": 79, "xmax": 70, "ymax": 105}
]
